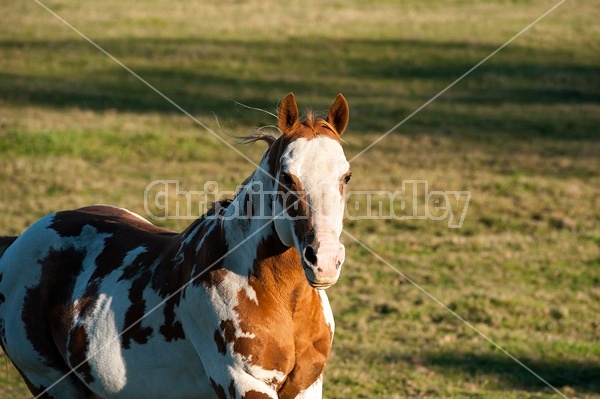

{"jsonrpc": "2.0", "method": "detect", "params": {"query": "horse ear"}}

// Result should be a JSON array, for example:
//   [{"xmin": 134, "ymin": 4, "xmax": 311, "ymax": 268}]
[
  {"xmin": 278, "ymin": 93, "xmax": 299, "ymax": 134},
  {"xmin": 327, "ymin": 93, "xmax": 349, "ymax": 135}
]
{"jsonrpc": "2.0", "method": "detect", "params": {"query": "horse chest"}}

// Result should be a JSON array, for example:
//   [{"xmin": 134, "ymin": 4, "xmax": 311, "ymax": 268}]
[{"xmin": 198, "ymin": 270, "xmax": 333, "ymax": 398}]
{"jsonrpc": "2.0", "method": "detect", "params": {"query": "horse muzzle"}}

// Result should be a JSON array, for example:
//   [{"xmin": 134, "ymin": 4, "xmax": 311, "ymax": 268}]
[{"xmin": 301, "ymin": 241, "xmax": 345, "ymax": 289}]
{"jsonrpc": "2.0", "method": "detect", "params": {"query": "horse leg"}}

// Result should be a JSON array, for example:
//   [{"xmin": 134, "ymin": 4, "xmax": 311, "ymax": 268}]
[
  {"xmin": 1, "ymin": 319, "xmax": 95, "ymax": 398},
  {"xmin": 9, "ymin": 360, "xmax": 94, "ymax": 399}
]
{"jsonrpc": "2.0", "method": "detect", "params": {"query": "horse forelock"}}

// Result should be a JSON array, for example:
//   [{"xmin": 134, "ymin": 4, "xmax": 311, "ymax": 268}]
[
  {"xmin": 240, "ymin": 111, "xmax": 340, "ymax": 145},
  {"xmin": 297, "ymin": 112, "xmax": 341, "ymax": 140}
]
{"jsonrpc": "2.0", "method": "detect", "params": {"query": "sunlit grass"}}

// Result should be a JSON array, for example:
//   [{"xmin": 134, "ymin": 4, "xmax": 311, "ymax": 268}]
[{"xmin": 1, "ymin": 0, "xmax": 599, "ymax": 398}]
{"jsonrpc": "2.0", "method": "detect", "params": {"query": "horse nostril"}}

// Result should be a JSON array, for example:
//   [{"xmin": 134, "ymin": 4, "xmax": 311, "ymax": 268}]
[{"xmin": 303, "ymin": 245, "xmax": 317, "ymax": 266}]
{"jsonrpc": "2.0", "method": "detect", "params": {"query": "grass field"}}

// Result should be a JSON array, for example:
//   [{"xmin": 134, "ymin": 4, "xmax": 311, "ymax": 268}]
[{"xmin": 1, "ymin": 0, "xmax": 599, "ymax": 398}]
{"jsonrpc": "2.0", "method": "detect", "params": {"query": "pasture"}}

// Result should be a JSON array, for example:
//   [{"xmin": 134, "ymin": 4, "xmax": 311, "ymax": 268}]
[{"xmin": 1, "ymin": 0, "xmax": 598, "ymax": 398}]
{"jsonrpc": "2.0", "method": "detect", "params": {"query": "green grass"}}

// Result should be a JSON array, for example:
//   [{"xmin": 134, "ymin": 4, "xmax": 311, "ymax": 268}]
[{"xmin": 1, "ymin": 0, "xmax": 599, "ymax": 398}]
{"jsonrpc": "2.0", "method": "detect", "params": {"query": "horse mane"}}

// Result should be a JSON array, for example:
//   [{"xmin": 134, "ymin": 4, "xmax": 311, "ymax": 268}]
[
  {"xmin": 235, "ymin": 128, "xmax": 279, "ymax": 146},
  {"xmin": 206, "ymin": 198, "xmax": 233, "ymax": 216},
  {"xmin": 235, "ymin": 110, "xmax": 338, "ymax": 146},
  {"xmin": 231, "ymin": 111, "xmax": 340, "ymax": 196}
]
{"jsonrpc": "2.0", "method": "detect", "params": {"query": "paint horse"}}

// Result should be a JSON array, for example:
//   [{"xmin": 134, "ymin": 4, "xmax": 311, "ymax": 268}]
[{"xmin": 0, "ymin": 93, "xmax": 351, "ymax": 399}]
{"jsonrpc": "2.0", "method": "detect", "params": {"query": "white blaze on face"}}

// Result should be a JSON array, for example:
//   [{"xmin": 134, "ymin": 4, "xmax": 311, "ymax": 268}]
[
  {"xmin": 281, "ymin": 136, "xmax": 348, "ymax": 239},
  {"xmin": 278, "ymin": 136, "xmax": 349, "ymax": 287}
]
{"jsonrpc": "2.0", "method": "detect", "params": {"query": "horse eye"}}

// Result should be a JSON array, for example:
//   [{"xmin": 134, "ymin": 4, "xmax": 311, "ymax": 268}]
[{"xmin": 343, "ymin": 174, "xmax": 352, "ymax": 184}]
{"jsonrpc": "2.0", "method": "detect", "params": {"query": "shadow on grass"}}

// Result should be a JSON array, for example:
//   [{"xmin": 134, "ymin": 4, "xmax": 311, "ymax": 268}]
[
  {"xmin": 423, "ymin": 351, "xmax": 600, "ymax": 393},
  {"xmin": 0, "ymin": 37, "xmax": 598, "ymax": 139}
]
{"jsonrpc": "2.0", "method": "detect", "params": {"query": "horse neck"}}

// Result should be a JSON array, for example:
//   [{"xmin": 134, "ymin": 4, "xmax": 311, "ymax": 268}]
[
  {"xmin": 174, "ymin": 158, "xmax": 314, "ymax": 313},
  {"xmin": 222, "ymin": 164, "xmax": 318, "ymax": 305},
  {"xmin": 177, "ymin": 160, "xmax": 287, "ymax": 279},
  {"xmin": 219, "ymin": 165, "xmax": 284, "ymax": 274}
]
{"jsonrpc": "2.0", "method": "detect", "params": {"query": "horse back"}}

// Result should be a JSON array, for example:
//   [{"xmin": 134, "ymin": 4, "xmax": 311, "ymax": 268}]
[
  {"xmin": 0, "ymin": 204, "xmax": 179, "ymax": 325},
  {"xmin": 0, "ymin": 206, "xmax": 190, "ymax": 396}
]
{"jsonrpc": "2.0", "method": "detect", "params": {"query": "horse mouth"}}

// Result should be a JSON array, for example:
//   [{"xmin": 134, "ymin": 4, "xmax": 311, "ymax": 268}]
[
  {"xmin": 303, "ymin": 267, "xmax": 337, "ymax": 289},
  {"xmin": 307, "ymin": 279, "xmax": 335, "ymax": 289}
]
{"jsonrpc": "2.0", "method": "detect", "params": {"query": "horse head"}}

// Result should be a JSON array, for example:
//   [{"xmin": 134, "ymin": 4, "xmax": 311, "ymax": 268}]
[{"xmin": 269, "ymin": 93, "xmax": 351, "ymax": 289}]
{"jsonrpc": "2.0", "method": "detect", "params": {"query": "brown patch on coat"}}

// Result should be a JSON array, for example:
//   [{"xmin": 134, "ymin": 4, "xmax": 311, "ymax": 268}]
[
  {"xmin": 228, "ymin": 380, "xmax": 237, "ymax": 399},
  {"xmin": 159, "ymin": 297, "xmax": 185, "ymax": 342},
  {"xmin": 49, "ymin": 206, "xmax": 175, "ymax": 238},
  {"xmin": 223, "ymin": 235, "xmax": 332, "ymax": 398},
  {"xmin": 218, "ymin": 318, "xmax": 260, "ymax": 365},
  {"xmin": 214, "ymin": 329, "xmax": 227, "ymax": 355},
  {"xmin": 220, "ymin": 319, "xmax": 237, "ymax": 343},
  {"xmin": 25, "ymin": 247, "xmax": 86, "ymax": 367},
  {"xmin": 20, "ymin": 246, "xmax": 96, "ymax": 396},
  {"xmin": 203, "ymin": 267, "xmax": 229, "ymax": 289},
  {"xmin": 76, "ymin": 205, "xmax": 174, "ymax": 234},
  {"xmin": 210, "ymin": 378, "xmax": 227, "ymax": 399},
  {"xmin": 67, "ymin": 325, "xmax": 94, "ymax": 383},
  {"xmin": 280, "ymin": 173, "xmax": 313, "ymax": 249},
  {"xmin": 121, "ymin": 270, "xmax": 153, "ymax": 349},
  {"xmin": 194, "ymin": 223, "xmax": 230, "ymax": 289},
  {"xmin": 242, "ymin": 390, "xmax": 272, "ymax": 399}
]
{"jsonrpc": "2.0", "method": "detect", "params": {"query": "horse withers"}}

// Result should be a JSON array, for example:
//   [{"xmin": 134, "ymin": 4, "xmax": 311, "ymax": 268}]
[{"xmin": 0, "ymin": 93, "xmax": 351, "ymax": 399}]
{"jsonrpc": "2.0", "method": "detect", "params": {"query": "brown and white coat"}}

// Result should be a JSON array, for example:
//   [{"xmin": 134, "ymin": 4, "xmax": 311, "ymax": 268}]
[{"xmin": 0, "ymin": 93, "xmax": 351, "ymax": 399}]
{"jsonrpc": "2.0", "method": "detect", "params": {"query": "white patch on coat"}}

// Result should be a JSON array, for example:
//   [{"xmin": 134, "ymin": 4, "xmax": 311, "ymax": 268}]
[
  {"xmin": 86, "ymin": 278, "xmax": 211, "ymax": 399},
  {"xmin": 223, "ymin": 155, "xmax": 276, "ymax": 282},
  {"xmin": 79, "ymin": 294, "xmax": 128, "ymax": 394},
  {"xmin": 318, "ymin": 290, "xmax": 335, "ymax": 337},
  {"xmin": 296, "ymin": 375, "xmax": 323, "ymax": 399},
  {"xmin": 68, "ymin": 247, "xmax": 151, "ymax": 395},
  {"xmin": 180, "ymin": 270, "xmax": 284, "ymax": 398}
]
